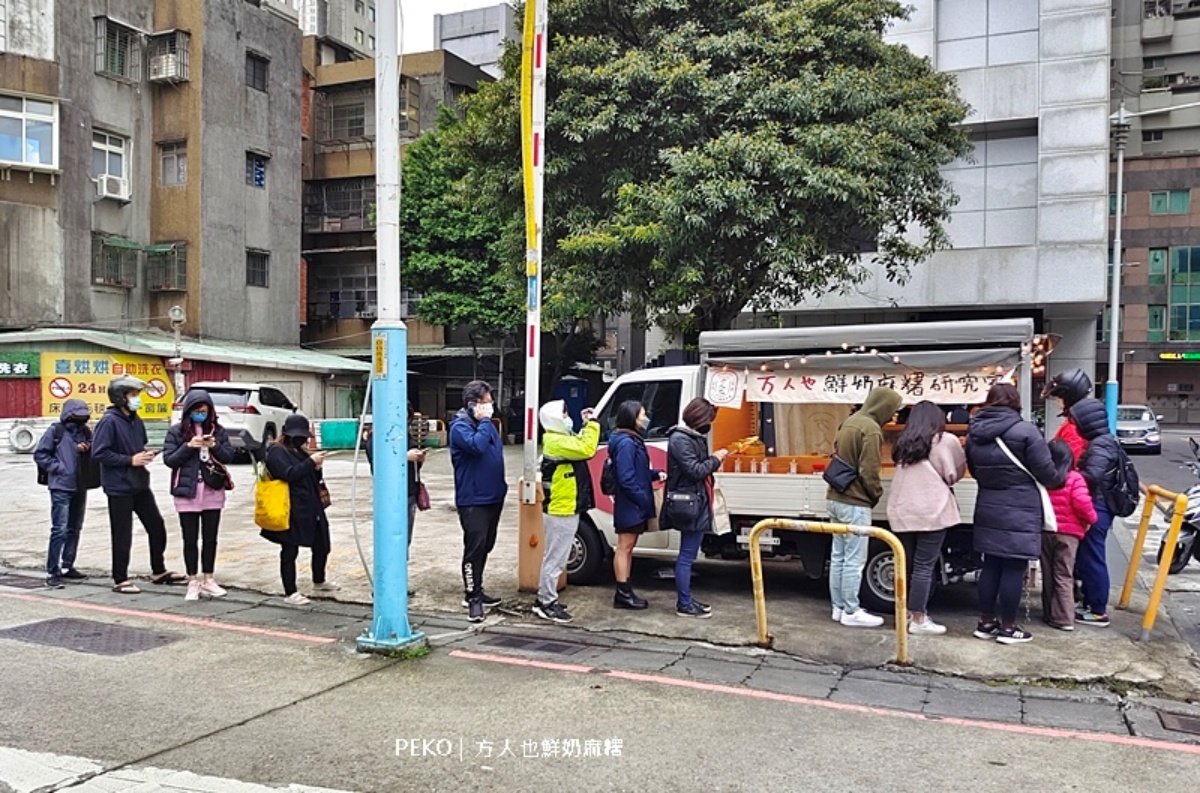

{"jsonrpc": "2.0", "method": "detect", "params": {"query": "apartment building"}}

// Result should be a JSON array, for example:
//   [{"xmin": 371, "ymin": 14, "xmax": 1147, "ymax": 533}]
[
  {"xmin": 1107, "ymin": 0, "xmax": 1200, "ymax": 421},
  {"xmin": 0, "ymin": 0, "xmax": 303, "ymax": 345},
  {"xmin": 299, "ymin": 0, "xmax": 376, "ymax": 56},
  {"xmin": 434, "ymin": 3, "xmax": 518, "ymax": 79}
]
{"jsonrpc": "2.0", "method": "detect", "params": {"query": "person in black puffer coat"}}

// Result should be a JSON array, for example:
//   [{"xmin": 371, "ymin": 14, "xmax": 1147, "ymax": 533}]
[
  {"xmin": 1069, "ymin": 397, "xmax": 1123, "ymax": 627},
  {"xmin": 967, "ymin": 384, "xmax": 1065, "ymax": 645}
]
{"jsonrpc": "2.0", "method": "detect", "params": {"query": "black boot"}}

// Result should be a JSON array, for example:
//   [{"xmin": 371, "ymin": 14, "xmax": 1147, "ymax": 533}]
[{"xmin": 613, "ymin": 582, "xmax": 648, "ymax": 610}]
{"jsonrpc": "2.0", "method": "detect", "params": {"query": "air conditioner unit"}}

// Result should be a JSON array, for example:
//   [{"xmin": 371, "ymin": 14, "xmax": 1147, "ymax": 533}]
[
  {"xmin": 95, "ymin": 176, "xmax": 130, "ymax": 202},
  {"xmin": 149, "ymin": 54, "xmax": 180, "ymax": 82}
]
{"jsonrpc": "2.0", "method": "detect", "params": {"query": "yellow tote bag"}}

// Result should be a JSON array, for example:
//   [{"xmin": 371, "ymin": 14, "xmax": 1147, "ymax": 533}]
[{"xmin": 253, "ymin": 461, "xmax": 291, "ymax": 532}]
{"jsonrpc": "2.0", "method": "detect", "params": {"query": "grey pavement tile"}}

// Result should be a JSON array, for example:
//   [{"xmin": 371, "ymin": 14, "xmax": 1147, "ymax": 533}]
[
  {"xmin": 926, "ymin": 675, "xmax": 1020, "ymax": 695},
  {"xmin": 159, "ymin": 599, "xmax": 260, "ymax": 617},
  {"xmin": 756, "ymin": 653, "xmax": 843, "ymax": 676},
  {"xmin": 845, "ymin": 667, "xmax": 933, "ymax": 689},
  {"xmin": 588, "ymin": 647, "xmax": 685, "ymax": 673},
  {"xmin": 744, "ymin": 667, "xmax": 839, "ymax": 699},
  {"xmin": 661, "ymin": 656, "xmax": 759, "ymax": 686},
  {"xmin": 1125, "ymin": 704, "xmax": 1200, "ymax": 746},
  {"xmin": 70, "ymin": 588, "xmax": 186, "ymax": 610},
  {"xmin": 1127, "ymin": 695, "xmax": 1200, "ymax": 716},
  {"xmin": 831, "ymin": 677, "xmax": 928, "ymax": 713},
  {"xmin": 684, "ymin": 645, "xmax": 766, "ymax": 667},
  {"xmin": 1021, "ymin": 698, "xmax": 1130, "ymax": 735},
  {"xmin": 309, "ymin": 602, "xmax": 374, "ymax": 620},
  {"xmin": 1020, "ymin": 686, "xmax": 1122, "ymax": 705},
  {"xmin": 923, "ymin": 688, "xmax": 1023, "ymax": 724}
]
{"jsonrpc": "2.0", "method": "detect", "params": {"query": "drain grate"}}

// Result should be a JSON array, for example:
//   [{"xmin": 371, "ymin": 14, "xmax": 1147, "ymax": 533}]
[
  {"xmin": 1159, "ymin": 712, "xmax": 1200, "ymax": 736},
  {"xmin": 481, "ymin": 636, "xmax": 583, "ymax": 656},
  {"xmin": 0, "ymin": 574, "xmax": 47, "ymax": 590},
  {"xmin": 0, "ymin": 618, "xmax": 182, "ymax": 656}
]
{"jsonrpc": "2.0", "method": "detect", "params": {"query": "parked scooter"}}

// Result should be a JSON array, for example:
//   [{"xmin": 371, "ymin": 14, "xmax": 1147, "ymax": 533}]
[{"xmin": 1156, "ymin": 437, "xmax": 1200, "ymax": 574}]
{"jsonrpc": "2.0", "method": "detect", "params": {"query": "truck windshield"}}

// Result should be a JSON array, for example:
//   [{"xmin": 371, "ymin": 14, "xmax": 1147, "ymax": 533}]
[{"xmin": 595, "ymin": 380, "xmax": 683, "ymax": 442}]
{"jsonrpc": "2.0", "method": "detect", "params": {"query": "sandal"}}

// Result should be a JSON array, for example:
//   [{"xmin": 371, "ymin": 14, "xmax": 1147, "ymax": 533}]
[
  {"xmin": 112, "ymin": 581, "xmax": 142, "ymax": 594},
  {"xmin": 150, "ymin": 571, "xmax": 187, "ymax": 586}
]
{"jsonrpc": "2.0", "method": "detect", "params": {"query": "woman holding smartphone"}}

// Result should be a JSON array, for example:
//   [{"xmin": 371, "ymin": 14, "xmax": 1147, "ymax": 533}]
[{"xmin": 163, "ymin": 389, "xmax": 236, "ymax": 601}]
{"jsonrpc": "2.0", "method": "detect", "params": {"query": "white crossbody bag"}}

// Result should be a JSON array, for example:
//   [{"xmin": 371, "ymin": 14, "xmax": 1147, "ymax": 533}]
[{"xmin": 995, "ymin": 438, "xmax": 1057, "ymax": 533}]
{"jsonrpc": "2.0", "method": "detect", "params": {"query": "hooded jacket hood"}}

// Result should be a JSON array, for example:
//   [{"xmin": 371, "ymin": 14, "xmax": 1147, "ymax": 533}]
[
  {"xmin": 181, "ymin": 389, "xmax": 216, "ymax": 416},
  {"xmin": 539, "ymin": 400, "xmax": 572, "ymax": 435},
  {"xmin": 968, "ymin": 405, "xmax": 1023, "ymax": 442},
  {"xmin": 60, "ymin": 398, "xmax": 90, "ymax": 423},
  {"xmin": 1069, "ymin": 397, "xmax": 1111, "ymax": 441},
  {"xmin": 860, "ymin": 387, "xmax": 903, "ymax": 427}
]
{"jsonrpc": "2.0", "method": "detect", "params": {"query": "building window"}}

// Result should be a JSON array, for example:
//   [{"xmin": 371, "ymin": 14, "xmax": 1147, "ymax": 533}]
[
  {"xmin": 91, "ymin": 132, "xmax": 126, "ymax": 180},
  {"xmin": 245, "ymin": 53, "xmax": 269, "ymax": 92},
  {"xmin": 1149, "ymin": 305, "xmax": 1167, "ymax": 343},
  {"xmin": 0, "ymin": 0, "xmax": 7, "ymax": 53},
  {"xmin": 369, "ymin": 35, "xmax": 375, "ymax": 51},
  {"xmin": 304, "ymin": 177, "xmax": 376, "ymax": 232},
  {"xmin": 1151, "ymin": 189, "xmax": 1190, "ymax": 215},
  {"xmin": 1143, "ymin": 130, "xmax": 1164, "ymax": 143},
  {"xmin": 245, "ymin": 152, "xmax": 268, "ymax": 188},
  {"xmin": 148, "ymin": 30, "xmax": 191, "ymax": 82},
  {"xmin": 403, "ymin": 77, "xmax": 420, "ymax": 133},
  {"xmin": 246, "ymin": 250, "xmax": 270, "ymax": 288},
  {"xmin": 354, "ymin": 28, "xmax": 364, "ymax": 45},
  {"xmin": 95, "ymin": 17, "xmax": 141, "ymax": 81},
  {"xmin": 1109, "ymin": 193, "xmax": 1126, "ymax": 215},
  {"xmin": 1144, "ymin": 56, "xmax": 1166, "ymax": 70},
  {"xmin": 145, "ymin": 243, "xmax": 187, "ymax": 292},
  {"xmin": 159, "ymin": 141, "xmax": 186, "ymax": 185},
  {"xmin": 0, "ymin": 93, "xmax": 57, "ymax": 168},
  {"xmin": 1099, "ymin": 307, "xmax": 1124, "ymax": 343},
  {"xmin": 91, "ymin": 235, "xmax": 139, "ymax": 288},
  {"xmin": 354, "ymin": 0, "xmax": 364, "ymax": 13},
  {"xmin": 310, "ymin": 262, "xmax": 378, "ymax": 320},
  {"xmin": 1150, "ymin": 248, "xmax": 1168, "ymax": 285},
  {"xmin": 1170, "ymin": 247, "xmax": 1200, "ymax": 341},
  {"xmin": 330, "ymin": 99, "xmax": 367, "ymax": 139},
  {"xmin": 368, "ymin": 6, "xmax": 376, "ymax": 22}
]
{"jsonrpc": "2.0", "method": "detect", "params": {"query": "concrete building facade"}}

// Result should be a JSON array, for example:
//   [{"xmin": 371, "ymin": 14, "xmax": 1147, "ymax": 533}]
[
  {"xmin": 0, "ymin": 0, "xmax": 302, "ymax": 346},
  {"xmin": 434, "ymin": 3, "xmax": 517, "ymax": 79},
  {"xmin": 299, "ymin": 0, "xmax": 375, "ymax": 56}
]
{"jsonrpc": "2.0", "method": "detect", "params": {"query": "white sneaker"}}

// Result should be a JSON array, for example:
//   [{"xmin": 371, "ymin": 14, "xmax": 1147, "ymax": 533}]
[
  {"xmin": 313, "ymin": 581, "xmax": 341, "ymax": 592},
  {"xmin": 908, "ymin": 617, "xmax": 947, "ymax": 635},
  {"xmin": 283, "ymin": 592, "xmax": 311, "ymax": 606},
  {"xmin": 184, "ymin": 580, "xmax": 201, "ymax": 602},
  {"xmin": 199, "ymin": 580, "xmax": 227, "ymax": 598},
  {"xmin": 840, "ymin": 609, "xmax": 884, "ymax": 628},
  {"xmin": 831, "ymin": 606, "xmax": 844, "ymax": 622}
]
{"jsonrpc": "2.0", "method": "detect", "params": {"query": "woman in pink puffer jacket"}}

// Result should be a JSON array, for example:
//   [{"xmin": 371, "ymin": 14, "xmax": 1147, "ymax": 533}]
[{"xmin": 1041, "ymin": 439, "xmax": 1098, "ymax": 631}]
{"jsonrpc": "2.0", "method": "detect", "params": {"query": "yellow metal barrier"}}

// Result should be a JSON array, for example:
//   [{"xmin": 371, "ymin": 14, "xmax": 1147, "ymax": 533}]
[
  {"xmin": 1117, "ymin": 485, "xmax": 1189, "ymax": 642},
  {"xmin": 747, "ymin": 519, "xmax": 909, "ymax": 666}
]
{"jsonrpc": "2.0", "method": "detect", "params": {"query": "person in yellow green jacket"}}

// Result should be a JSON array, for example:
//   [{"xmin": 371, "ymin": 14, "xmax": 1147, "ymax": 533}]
[{"xmin": 536, "ymin": 399, "xmax": 600, "ymax": 624}]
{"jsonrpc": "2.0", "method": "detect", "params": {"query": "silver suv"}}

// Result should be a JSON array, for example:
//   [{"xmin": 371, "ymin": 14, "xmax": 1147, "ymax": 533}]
[
  {"xmin": 1116, "ymin": 404, "xmax": 1163, "ymax": 455},
  {"xmin": 170, "ymin": 382, "xmax": 300, "ymax": 448}
]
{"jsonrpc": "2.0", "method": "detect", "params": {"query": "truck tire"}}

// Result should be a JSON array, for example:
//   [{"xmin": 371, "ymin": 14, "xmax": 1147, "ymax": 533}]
[
  {"xmin": 9, "ymin": 424, "xmax": 37, "ymax": 454},
  {"xmin": 566, "ymin": 516, "xmax": 607, "ymax": 585},
  {"xmin": 859, "ymin": 539, "xmax": 898, "ymax": 614}
]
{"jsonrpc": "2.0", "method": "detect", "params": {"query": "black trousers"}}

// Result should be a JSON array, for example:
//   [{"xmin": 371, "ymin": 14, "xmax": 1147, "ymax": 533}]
[
  {"xmin": 108, "ymin": 491, "xmax": 168, "ymax": 584},
  {"xmin": 280, "ymin": 544, "xmax": 329, "ymax": 596},
  {"xmin": 978, "ymin": 555, "xmax": 1028, "ymax": 624},
  {"xmin": 179, "ymin": 510, "xmax": 221, "ymax": 576},
  {"xmin": 458, "ymin": 502, "xmax": 503, "ymax": 598},
  {"xmin": 900, "ymin": 530, "xmax": 946, "ymax": 615}
]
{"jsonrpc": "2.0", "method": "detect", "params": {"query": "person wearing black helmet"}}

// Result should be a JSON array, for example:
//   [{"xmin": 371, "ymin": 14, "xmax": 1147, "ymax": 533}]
[
  {"xmin": 92, "ymin": 375, "xmax": 184, "ymax": 593},
  {"xmin": 1042, "ymin": 368, "xmax": 1092, "ymax": 461}
]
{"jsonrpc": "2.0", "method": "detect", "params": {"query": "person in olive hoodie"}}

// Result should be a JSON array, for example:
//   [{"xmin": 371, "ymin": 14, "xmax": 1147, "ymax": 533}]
[
  {"xmin": 33, "ymin": 398, "xmax": 94, "ymax": 588},
  {"xmin": 966, "ymin": 383, "xmax": 1065, "ymax": 645},
  {"xmin": 826, "ymin": 386, "xmax": 903, "ymax": 628},
  {"xmin": 92, "ymin": 375, "xmax": 184, "ymax": 594},
  {"xmin": 162, "ymin": 389, "xmax": 236, "ymax": 602},
  {"xmin": 1070, "ymin": 397, "xmax": 1126, "ymax": 627}
]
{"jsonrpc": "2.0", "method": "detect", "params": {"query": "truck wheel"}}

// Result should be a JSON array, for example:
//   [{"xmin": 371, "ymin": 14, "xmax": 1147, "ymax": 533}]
[
  {"xmin": 859, "ymin": 539, "xmax": 897, "ymax": 614},
  {"xmin": 567, "ymin": 517, "xmax": 607, "ymax": 585}
]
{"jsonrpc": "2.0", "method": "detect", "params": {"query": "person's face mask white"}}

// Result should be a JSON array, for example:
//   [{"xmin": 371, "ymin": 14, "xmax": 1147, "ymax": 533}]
[
  {"xmin": 127, "ymin": 394, "xmax": 143, "ymax": 412},
  {"xmin": 563, "ymin": 414, "xmax": 574, "ymax": 434},
  {"xmin": 476, "ymin": 402, "xmax": 494, "ymax": 420}
]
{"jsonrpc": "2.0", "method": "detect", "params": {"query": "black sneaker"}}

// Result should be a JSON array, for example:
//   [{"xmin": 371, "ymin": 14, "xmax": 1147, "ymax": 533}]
[
  {"xmin": 996, "ymin": 626, "xmax": 1033, "ymax": 645},
  {"xmin": 973, "ymin": 621, "xmax": 1000, "ymax": 640},
  {"xmin": 61, "ymin": 568, "xmax": 88, "ymax": 581},
  {"xmin": 462, "ymin": 592, "xmax": 502, "ymax": 609},
  {"xmin": 45, "ymin": 576, "xmax": 64, "ymax": 590},
  {"xmin": 467, "ymin": 598, "xmax": 485, "ymax": 623},
  {"xmin": 533, "ymin": 601, "xmax": 573, "ymax": 625},
  {"xmin": 692, "ymin": 600, "xmax": 713, "ymax": 614},
  {"xmin": 676, "ymin": 602, "xmax": 713, "ymax": 619}
]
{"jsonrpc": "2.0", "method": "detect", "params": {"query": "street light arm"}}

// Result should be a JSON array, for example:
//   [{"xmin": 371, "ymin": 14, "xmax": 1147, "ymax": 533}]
[{"xmin": 1113, "ymin": 98, "xmax": 1200, "ymax": 123}]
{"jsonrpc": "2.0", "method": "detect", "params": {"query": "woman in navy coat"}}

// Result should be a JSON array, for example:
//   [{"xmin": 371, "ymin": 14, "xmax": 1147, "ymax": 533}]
[{"xmin": 608, "ymin": 400, "xmax": 663, "ymax": 610}]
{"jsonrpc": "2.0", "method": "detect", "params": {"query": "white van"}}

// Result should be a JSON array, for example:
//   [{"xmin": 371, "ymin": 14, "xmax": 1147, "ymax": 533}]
[{"xmin": 566, "ymin": 318, "xmax": 1037, "ymax": 612}]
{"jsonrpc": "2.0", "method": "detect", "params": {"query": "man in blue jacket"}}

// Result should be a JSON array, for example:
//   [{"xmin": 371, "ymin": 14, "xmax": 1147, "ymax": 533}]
[
  {"xmin": 450, "ymin": 380, "xmax": 507, "ymax": 623},
  {"xmin": 33, "ymin": 398, "xmax": 94, "ymax": 588},
  {"xmin": 92, "ymin": 375, "xmax": 184, "ymax": 593}
]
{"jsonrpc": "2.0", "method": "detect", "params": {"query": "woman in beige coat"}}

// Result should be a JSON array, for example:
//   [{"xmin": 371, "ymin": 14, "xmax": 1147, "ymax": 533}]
[{"xmin": 886, "ymin": 400, "xmax": 967, "ymax": 635}]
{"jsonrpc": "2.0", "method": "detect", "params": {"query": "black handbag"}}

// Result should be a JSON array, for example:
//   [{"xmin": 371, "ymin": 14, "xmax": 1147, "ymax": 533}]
[
  {"xmin": 664, "ymin": 491, "xmax": 702, "ymax": 529},
  {"xmin": 822, "ymin": 454, "xmax": 858, "ymax": 493},
  {"xmin": 200, "ymin": 458, "xmax": 232, "ymax": 490}
]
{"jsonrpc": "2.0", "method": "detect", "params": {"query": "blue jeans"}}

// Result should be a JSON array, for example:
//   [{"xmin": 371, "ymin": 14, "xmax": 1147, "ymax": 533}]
[
  {"xmin": 48, "ymin": 489, "xmax": 87, "ymax": 577},
  {"xmin": 674, "ymin": 530, "xmax": 705, "ymax": 608},
  {"xmin": 828, "ymin": 500, "xmax": 872, "ymax": 614},
  {"xmin": 1076, "ymin": 502, "xmax": 1113, "ymax": 615}
]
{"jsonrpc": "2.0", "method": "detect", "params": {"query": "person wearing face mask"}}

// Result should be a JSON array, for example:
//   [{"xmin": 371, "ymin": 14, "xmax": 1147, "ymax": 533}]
[
  {"xmin": 33, "ymin": 398, "xmax": 96, "ymax": 588},
  {"xmin": 163, "ymin": 390, "xmax": 236, "ymax": 602},
  {"xmin": 92, "ymin": 375, "xmax": 183, "ymax": 593},
  {"xmin": 450, "ymin": 380, "xmax": 508, "ymax": 622},
  {"xmin": 662, "ymin": 398, "xmax": 730, "ymax": 618},
  {"xmin": 608, "ymin": 399, "xmax": 665, "ymax": 609},
  {"xmin": 263, "ymin": 414, "xmax": 336, "ymax": 605},
  {"xmin": 535, "ymin": 399, "xmax": 600, "ymax": 624}
]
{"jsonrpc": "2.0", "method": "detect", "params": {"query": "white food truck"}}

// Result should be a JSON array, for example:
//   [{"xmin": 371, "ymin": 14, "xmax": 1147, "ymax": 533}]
[{"xmin": 566, "ymin": 318, "xmax": 1038, "ymax": 611}]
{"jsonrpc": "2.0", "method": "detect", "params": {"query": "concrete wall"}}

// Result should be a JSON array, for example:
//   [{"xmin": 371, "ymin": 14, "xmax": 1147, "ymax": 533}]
[{"xmin": 434, "ymin": 3, "xmax": 517, "ymax": 79}]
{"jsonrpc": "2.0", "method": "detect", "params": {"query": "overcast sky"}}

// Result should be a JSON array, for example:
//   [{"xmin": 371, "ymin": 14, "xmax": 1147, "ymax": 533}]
[{"xmin": 400, "ymin": 0, "xmax": 507, "ymax": 53}]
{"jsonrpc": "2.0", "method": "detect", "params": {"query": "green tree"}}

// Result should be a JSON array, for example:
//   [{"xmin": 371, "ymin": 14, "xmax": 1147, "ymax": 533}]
[{"xmin": 461, "ymin": 0, "xmax": 972, "ymax": 336}]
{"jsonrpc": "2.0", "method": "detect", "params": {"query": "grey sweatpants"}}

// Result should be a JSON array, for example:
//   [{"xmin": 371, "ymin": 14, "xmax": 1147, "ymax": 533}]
[{"xmin": 539, "ymin": 514, "xmax": 578, "ymax": 605}]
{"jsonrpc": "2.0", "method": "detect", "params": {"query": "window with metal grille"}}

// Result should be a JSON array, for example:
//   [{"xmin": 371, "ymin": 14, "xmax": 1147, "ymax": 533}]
[
  {"xmin": 246, "ymin": 250, "xmax": 270, "ymax": 288},
  {"xmin": 309, "ymin": 262, "xmax": 379, "ymax": 320},
  {"xmin": 0, "ymin": 93, "xmax": 57, "ymax": 168},
  {"xmin": 147, "ymin": 30, "xmax": 190, "ymax": 82},
  {"xmin": 159, "ymin": 141, "xmax": 186, "ymax": 185},
  {"xmin": 245, "ymin": 152, "xmax": 268, "ymax": 188},
  {"xmin": 145, "ymin": 243, "xmax": 187, "ymax": 291},
  {"xmin": 304, "ymin": 177, "xmax": 376, "ymax": 231},
  {"xmin": 95, "ymin": 18, "xmax": 141, "ymax": 81},
  {"xmin": 91, "ymin": 236, "xmax": 138, "ymax": 288},
  {"xmin": 330, "ymin": 101, "xmax": 366, "ymax": 138},
  {"xmin": 403, "ymin": 77, "xmax": 420, "ymax": 134},
  {"xmin": 246, "ymin": 53, "xmax": 269, "ymax": 92}
]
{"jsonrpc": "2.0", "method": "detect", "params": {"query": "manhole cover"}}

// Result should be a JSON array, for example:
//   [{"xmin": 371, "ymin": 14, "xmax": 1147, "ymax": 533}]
[
  {"xmin": 481, "ymin": 636, "xmax": 582, "ymax": 656},
  {"xmin": 533, "ymin": 642, "xmax": 582, "ymax": 656},
  {"xmin": 483, "ymin": 636, "xmax": 535, "ymax": 649},
  {"xmin": 0, "ymin": 617, "xmax": 182, "ymax": 656},
  {"xmin": 0, "ymin": 574, "xmax": 46, "ymax": 590},
  {"xmin": 1159, "ymin": 712, "xmax": 1200, "ymax": 736}
]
